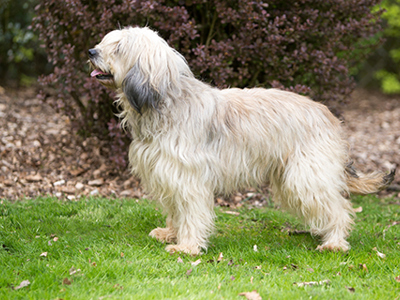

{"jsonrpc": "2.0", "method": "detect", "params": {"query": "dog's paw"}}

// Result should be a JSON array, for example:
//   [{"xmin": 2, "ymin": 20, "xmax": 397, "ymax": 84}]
[
  {"xmin": 149, "ymin": 227, "xmax": 177, "ymax": 243},
  {"xmin": 165, "ymin": 244, "xmax": 201, "ymax": 256},
  {"xmin": 316, "ymin": 241, "xmax": 350, "ymax": 252}
]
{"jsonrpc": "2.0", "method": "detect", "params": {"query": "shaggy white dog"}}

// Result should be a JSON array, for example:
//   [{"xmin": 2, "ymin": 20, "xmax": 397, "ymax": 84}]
[{"xmin": 89, "ymin": 26, "xmax": 395, "ymax": 255}]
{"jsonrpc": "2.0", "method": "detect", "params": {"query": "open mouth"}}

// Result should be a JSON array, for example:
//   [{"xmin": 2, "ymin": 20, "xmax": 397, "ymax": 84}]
[{"xmin": 90, "ymin": 69, "xmax": 113, "ymax": 81}]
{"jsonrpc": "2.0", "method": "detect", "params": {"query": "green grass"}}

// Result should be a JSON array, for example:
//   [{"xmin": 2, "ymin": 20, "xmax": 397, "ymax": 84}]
[{"xmin": 0, "ymin": 195, "xmax": 399, "ymax": 299}]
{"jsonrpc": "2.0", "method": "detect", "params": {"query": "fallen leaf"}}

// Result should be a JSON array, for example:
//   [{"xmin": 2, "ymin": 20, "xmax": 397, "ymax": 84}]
[
  {"xmin": 40, "ymin": 252, "xmax": 48, "ymax": 257},
  {"xmin": 53, "ymin": 237, "xmax": 59, "ymax": 242},
  {"xmin": 186, "ymin": 269, "xmax": 192, "ymax": 277},
  {"xmin": 14, "ymin": 280, "xmax": 30, "ymax": 290},
  {"xmin": 223, "ymin": 211, "xmax": 240, "ymax": 216},
  {"xmin": 372, "ymin": 247, "xmax": 386, "ymax": 258},
  {"xmin": 307, "ymin": 268, "xmax": 314, "ymax": 273},
  {"xmin": 250, "ymin": 276, "xmax": 254, "ymax": 284},
  {"xmin": 62, "ymin": 278, "xmax": 72, "ymax": 285},
  {"xmin": 395, "ymin": 275, "xmax": 400, "ymax": 282},
  {"xmin": 230, "ymin": 276, "xmax": 235, "ymax": 281},
  {"xmin": 69, "ymin": 267, "xmax": 81, "ymax": 275},
  {"xmin": 25, "ymin": 174, "xmax": 42, "ymax": 182},
  {"xmin": 177, "ymin": 257, "xmax": 183, "ymax": 263},
  {"xmin": 120, "ymin": 252, "xmax": 124, "ymax": 258},
  {"xmin": 88, "ymin": 178, "xmax": 104, "ymax": 186},
  {"xmin": 191, "ymin": 259, "xmax": 201, "ymax": 266},
  {"xmin": 295, "ymin": 280, "xmax": 330, "ymax": 287},
  {"xmin": 239, "ymin": 290, "xmax": 262, "ymax": 300},
  {"xmin": 346, "ymin": 286, "xmax": 355, "ymax": 293},
  {"xmin": 75, "ymin": 182, "xmax": 85, "ymax": 190},
  {"xmin": 383, "ymin": 221, "xmax": 400, "ymax": 240},
  {"xmin": 69, "ymin": 168, "xmax": 85, "ymax": 176},
  {"xmin": 53, "ymin": 180, "xmax": 65, "ymax": 186},
  {"xmin": 353, "ymin": 206, "xmax": 363, "ymax": 213},
  {"xmin": 359, "ymin": 263, "xmax": 368, "ymax": 272},
  {"xmin": 217, "ymin": 252, "xmax": 223, "ymax": 262},
  {"xmin": 92, "ymin": 262, "xmax": 97, "ymax": 267}
]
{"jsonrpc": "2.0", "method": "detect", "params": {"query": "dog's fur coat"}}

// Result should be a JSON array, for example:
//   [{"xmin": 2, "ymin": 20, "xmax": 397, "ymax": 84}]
[{"xmin": 89, "ymin": 27, "xmax": 395, "ymax": 255}]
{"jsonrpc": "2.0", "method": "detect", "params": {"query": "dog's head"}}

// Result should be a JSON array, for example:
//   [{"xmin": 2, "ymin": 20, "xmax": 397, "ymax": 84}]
[{"xmin": 89, "ymin": 27, "xmax": 193, "ymax": 114}]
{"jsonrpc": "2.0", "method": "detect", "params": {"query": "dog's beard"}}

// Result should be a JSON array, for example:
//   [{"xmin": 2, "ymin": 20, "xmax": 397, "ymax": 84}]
[{"xmin": 89, "ymin": 60, "xmax": 115, "ymax": 88}]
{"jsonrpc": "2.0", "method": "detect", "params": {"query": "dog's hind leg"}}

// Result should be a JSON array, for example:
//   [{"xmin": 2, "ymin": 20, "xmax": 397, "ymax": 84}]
[{"xmin": 276, "ymin": 155, "xmax": 354, "ymax": 252}]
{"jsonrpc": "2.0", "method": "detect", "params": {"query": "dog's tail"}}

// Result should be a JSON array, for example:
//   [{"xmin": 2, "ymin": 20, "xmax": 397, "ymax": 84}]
[{"xmin": 345, "ymin": 162, "xmax": 396, "ymax": 195}]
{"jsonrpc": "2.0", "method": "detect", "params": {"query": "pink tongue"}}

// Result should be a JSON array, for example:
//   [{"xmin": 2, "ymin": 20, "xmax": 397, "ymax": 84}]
[{"xmin": 90, "ymin": 69, "xmax": 108, "ymax": 77}]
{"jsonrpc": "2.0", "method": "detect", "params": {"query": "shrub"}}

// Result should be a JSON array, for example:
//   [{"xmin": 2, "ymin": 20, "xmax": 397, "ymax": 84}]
[
  {"xmin": 373, "ymin": 0, "xmax": 400, "ymax": 94},
  {"xmin": 33, "ymin": 0, "xmax": 383, "ymax": 166},
  {"xmin": 0, "ymin": 0, "xmax": 47, "ymax": 85}
]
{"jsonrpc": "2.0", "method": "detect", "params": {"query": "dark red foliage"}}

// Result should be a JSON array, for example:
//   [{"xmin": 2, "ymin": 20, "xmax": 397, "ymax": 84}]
[{"xmin": 33, "ymin": 0, "xmax": 383, "ymax": 166}]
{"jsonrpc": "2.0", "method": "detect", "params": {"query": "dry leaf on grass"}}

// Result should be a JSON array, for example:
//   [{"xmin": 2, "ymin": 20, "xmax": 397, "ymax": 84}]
[
  {"xmin": 372, "ymin": 247, "xmax": 386, "ymax": 258},
  {"xmin": 40, "ymin": 252, "xmax": 47, "ymax": 257},
  {"xmin": 14, "ymin": 280, "xmax": 30, "ymax": 290},
  {"xmin": 395, "ymin": 275, "xmax": 400, "ymax": 282},
  {"xmin": 346, "ymin": 286, "xmax": 355, "ymax": 293},
  {"xmin": 62, "ymin": 278, "xmax": 72, "ymax": 285},
  {"xmin": 223, "ymin": 211, "xmax": 240, "ymax": 216},
  {"xmin": 69, "ymin": 267, "xmax": 81, "ymax": 275},
  {"xmin": 217, "ymin": 252, "xmax": 223, "ymax": 262},
  {"xmin": 186, "ymin": 269, "xmax": 192, "ymax": 277},
  {"xmin": 383, "ymin": 221, "xmax": 400, "ymax": 240},
  {"xmin": 359, "ymin": 263, "xmax": 368, "ymax": 272},
  {"xmin": 191, "ymin": 259, "xmax": 201, "ymax": 266},
  {"xmin": 295, "ymin": 279, "xmax": 330, "ymax": 287},
  {"xmin": 353, "ymin": 206, "xmax": 363, "ymax": 213},
  {"xmin": 177, "ymin": 257, "xmax": 183, "ymax": 263},
  {"xmin": 239, "ymin": 290, "xmax": 262, "ymax": 300}
]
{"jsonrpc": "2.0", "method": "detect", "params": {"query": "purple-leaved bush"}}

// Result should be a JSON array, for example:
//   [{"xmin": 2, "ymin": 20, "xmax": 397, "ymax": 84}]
[{"xmin": 33, "ymin": 0, "xmax": 383, "ymax": 166}]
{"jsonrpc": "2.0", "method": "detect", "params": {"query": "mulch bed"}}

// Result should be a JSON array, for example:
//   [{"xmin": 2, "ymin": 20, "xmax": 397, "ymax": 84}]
[{"xmin": 0, "ymin": 86, "xmax": 398, "ymax": 205}]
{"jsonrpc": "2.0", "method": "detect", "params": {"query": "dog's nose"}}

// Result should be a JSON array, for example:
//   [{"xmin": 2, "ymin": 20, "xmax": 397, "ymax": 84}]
[{"xmin": 88, "ymin": 48, "xmax": 97, "ymax": 58}]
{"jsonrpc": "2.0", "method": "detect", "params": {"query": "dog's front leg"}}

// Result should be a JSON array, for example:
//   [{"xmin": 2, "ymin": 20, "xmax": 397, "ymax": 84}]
[
  {"xmin": 149, "ymin": 215, "xmax": 177, "ymax": 243},
  {"xmin": 150, "ymin": 185, "xmax": 215, "ymax": 256},
  {"xmin": 166, "ymin": 192, "xmax": 215, "ymax": 255}
]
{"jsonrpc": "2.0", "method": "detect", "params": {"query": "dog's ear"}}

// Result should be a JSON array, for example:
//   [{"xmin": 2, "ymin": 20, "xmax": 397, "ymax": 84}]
[{"xmin": 122, "ymin": 63, "xmax": 160, "ymax": 114}]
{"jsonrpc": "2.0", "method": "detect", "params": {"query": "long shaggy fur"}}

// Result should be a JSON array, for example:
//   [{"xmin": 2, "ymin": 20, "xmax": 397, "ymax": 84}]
[{"xmin": 89, "ymin": 26, "xmax": 395, "ymax": 255}]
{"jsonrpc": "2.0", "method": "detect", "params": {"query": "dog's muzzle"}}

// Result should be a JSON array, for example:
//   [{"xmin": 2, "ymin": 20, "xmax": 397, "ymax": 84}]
[{"xmin": 88, "ymin": 48, "xmax": 114, "ymax": 82}]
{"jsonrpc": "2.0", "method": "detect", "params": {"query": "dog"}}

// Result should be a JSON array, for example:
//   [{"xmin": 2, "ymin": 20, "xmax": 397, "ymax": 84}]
[{"xmin": 88, "ymin": 26, "xmax": 395, "ymax": 255}]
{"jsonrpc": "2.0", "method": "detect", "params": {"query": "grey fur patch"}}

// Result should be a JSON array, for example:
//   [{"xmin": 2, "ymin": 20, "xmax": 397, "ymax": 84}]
[
  {"xmin": 345, "ymin": 161, "xmax": 359, "ymax": 178},
  {"xmin": 383, "ymin": 169, "xmax": 396, "ymax": 186},
  {"xmin": 122, "ymin": 64, "xmax": 160, "ymax": 114}
]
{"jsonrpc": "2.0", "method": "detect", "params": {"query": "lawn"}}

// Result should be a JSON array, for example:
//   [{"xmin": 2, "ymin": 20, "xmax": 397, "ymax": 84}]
[{"xmin": 0, "ymin": 195, "xmax": 399, "ymax": 299}]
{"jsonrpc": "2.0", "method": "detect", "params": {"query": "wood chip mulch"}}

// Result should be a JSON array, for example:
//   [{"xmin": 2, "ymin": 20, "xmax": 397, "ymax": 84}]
[{"xmin": 0, "ymin": 87, "xmax": 398, "ymax": 205}]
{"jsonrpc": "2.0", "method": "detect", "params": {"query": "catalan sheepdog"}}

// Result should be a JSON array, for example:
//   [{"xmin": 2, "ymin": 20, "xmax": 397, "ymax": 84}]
[{"xmin": 88, "ymin": 26, "xmax": 395, "ymax": 255}]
